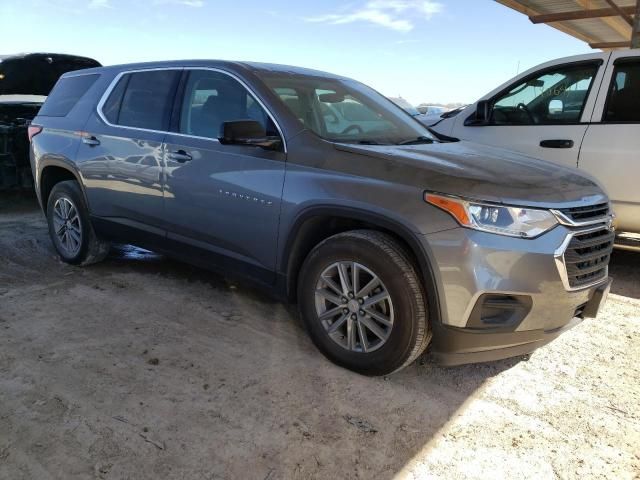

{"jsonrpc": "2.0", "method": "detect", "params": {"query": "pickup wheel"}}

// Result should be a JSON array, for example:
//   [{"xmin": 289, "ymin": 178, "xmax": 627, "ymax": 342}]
[
  {"xmin": 298, "ymin": 230, "xmax": 431, "ymax": 376},
  {"xmin": 46, "ymin": 180, "xmax": 110, "ymax": 266}
]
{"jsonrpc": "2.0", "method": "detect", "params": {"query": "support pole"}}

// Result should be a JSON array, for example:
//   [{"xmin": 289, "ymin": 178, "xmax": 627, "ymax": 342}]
[{"xmin": 633, "ymin": 0, "xmax": 640, "ymax": 48}]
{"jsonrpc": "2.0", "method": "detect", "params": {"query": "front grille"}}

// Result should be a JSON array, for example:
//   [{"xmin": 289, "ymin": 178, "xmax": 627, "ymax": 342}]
[
  {"xmin": 563, "ymin": 228, "xmax": 614, "ymax": 289},
  {"xmin": 558, "ymin": 203, "xmax": 609, "ymax": 223}
]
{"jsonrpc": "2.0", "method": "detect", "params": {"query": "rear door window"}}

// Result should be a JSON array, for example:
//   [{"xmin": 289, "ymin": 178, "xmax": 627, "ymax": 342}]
[
  {"xmin": 38, "ymin": 74, "xmax": 99, "ymax": 117},
  {"xmin": 604, "ymin": 60, "xmax": 640, "ymax": 123},
  {"xmin": 101, "ymin": 70, "xmax": 180, "ymax": 131}
]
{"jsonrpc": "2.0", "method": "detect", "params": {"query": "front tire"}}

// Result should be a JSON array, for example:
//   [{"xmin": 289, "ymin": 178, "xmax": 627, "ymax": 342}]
[
  {"xmin": 46, "ymin": 180, "xmax": 110, "ymax": 265},
  {"xmin": 298, "ymin": 230, "xmax": 431, "ymax": 376}
]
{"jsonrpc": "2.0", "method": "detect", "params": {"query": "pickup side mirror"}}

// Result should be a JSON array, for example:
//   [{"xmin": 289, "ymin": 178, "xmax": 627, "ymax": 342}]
[
  {"xmin": 219, "ymin": 120, "xmax": 282, "ymax": 151},
  {"xmin": 464, "ymin": 100, "xmax": 493, "ymax": 126},
  {"xmin": 474, "ymin": 100, "xmax": 492, "ymax": 124},
  {"xmin": 548, "ymin": 99, "xmax": 564, "ymax": 114}
]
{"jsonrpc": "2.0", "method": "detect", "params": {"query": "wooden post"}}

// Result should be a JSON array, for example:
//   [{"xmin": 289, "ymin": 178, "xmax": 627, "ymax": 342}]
[{"xmin": 633, "ymin": 0, "xmax": 640, "ymax": 48}]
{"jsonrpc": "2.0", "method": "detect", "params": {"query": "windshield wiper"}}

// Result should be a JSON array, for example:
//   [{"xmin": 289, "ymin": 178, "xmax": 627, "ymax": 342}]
[
  {"xmin": 397, "ymin": 136, "xmax": 434, "ymax": 146},
  {"xmin": 330, "ymin": 139, "xmax": 392, "ymax": 146}
]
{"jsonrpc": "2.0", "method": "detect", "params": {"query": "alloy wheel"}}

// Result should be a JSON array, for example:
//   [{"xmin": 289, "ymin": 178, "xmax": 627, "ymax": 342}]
[
  {"xmin": 52, "ymin": 197, "xmax": 82, "ymax": 256},
  {"xmin": 314, "ymin": 261, "xmax": 394, "ymax": 353}
]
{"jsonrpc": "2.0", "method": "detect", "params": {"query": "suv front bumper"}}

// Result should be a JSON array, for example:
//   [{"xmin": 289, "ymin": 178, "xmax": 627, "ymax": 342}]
[
  {"xmin": 431, "ymin": 278, "xmax": 611, "ymax": 366},
  {"xmin": 421, "ymin": 226, "xmax": 613, "ymax": 366}
]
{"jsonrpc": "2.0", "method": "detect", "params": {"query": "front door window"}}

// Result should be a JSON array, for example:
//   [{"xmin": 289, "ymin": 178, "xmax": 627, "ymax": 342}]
[
  {"xmin": 492, "ymin": 63, "xmax": 599, "ymax": 125},
  {"xmin": 179, "ymin": 70, "xmax": 277, "ymax": 140}
]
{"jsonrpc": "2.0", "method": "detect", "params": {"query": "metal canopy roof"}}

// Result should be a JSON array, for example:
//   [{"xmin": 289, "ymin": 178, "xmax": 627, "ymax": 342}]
[{"xmin": 496, "ymin": 0, "xmax": 640, "ymax": 49}]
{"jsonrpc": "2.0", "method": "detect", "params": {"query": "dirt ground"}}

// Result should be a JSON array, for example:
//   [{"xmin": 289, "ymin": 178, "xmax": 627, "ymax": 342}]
[{"xmin": 1, "ymin": 193, "xmax": 638, "ymax": 480}]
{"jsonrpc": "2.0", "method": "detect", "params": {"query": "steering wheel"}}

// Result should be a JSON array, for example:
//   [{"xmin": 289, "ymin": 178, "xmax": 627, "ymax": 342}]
[
  {"xmin": 341, "ymin": 124, "xmax": 364, "ymax": 135},
  {"xmin": 516, "ymin": 103, "xmax": 535, "ymax": 123}
]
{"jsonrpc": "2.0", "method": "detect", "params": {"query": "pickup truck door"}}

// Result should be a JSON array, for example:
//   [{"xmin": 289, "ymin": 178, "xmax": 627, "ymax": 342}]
[
  {"xmin": 579, "ymin": 50, "xmax": 640, "ymax": 234},
  {"xmin": 452, "ymin": 55, "xmax": 608, "ymax": 169},
  {"xmin": 161, "ymin": 69, "xmax": 286, "ymax": 282}
]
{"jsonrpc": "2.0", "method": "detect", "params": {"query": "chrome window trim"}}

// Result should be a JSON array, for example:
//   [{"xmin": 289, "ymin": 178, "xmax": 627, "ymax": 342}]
[
  {"xmin": 95, "ymin": 66, "xmax": 287, "ymax": 153},
  {"xmin": 61, "ymin": 71, "xmax": 102, "ymax": 79},
  {"xmin": 96, "ymin": 67, "xmax": 184, "ymax": 136},
  {"xmin": 554, "ymin": 225, "xmax": 611, "ymax": 292}
]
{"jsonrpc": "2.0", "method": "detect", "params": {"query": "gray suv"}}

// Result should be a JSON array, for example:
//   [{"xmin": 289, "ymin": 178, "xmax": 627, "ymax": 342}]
[{"xmin": 29, "ymin": 60, "xmax": 614, "ymax": 375}]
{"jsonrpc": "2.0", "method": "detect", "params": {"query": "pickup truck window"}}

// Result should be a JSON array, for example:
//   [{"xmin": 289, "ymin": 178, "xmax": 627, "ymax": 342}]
[
  {"xmin": 179, "ymin": 70, "xmax": 276, "ymax": 140},
  {"xmin": 259, "ymin": 73, "xmax": 433, "ymax": 145},
  {"xmin": 492, "ymin": 63, "xmax": 598, "ymax": 126},
  {"xmin": 604, "ymin": 61, "xmax": 640, "ymax": 123}
]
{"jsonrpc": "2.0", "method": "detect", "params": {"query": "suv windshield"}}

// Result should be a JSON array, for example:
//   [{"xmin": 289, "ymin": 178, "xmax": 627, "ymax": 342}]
[{"xmin": 258, "ymin": 72, "xmax": 434, "ymax": 145}]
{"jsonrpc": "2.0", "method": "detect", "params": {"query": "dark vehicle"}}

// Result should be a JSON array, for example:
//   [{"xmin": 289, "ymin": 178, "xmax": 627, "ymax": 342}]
[
  {"xmin": 30, "ymin": 61, "xmax": 614, "ymax": 375},
  {"xmin": 0, "ymin": 53, "xmax": 100, "ymax": 188}
]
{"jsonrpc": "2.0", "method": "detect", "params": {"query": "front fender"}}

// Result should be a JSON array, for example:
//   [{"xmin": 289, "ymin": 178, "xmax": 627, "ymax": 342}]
[{"xmin": 277, "ymin": 201, "xmax": 445, "ymax": 326}]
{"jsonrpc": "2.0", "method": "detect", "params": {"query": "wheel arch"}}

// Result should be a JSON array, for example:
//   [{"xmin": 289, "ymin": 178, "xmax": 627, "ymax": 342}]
[
  {"xmin": 38, "ymin": 160, "xmax": 85, "ymax": 214},
  {"xmin": 280, "ymin": 205, "xmax": 442, "ymax": 323}
]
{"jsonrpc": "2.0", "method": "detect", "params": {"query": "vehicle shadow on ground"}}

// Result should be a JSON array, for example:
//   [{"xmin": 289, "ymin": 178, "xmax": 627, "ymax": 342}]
[
  {"xmin": 609, "ymin": 250, "xmax": 640, "ymax": 300},
  {"xmin": 0, "ymin": 196, "xmax": 527, "ymax": 479},
  {"xmin": 97, "ymin": 244, "xmax": 524, "ymax": 478}
]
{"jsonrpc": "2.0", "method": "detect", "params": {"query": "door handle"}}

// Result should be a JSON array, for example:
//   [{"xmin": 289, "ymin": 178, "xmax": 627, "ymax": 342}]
[
  {"xmin": 81, "ymin": 135, "xmax": 100, "ymax": 146},
  {"xmin": 540, "ymin": 139, "xmax": 574, "ymax": 149},
  {"xmin": 167, "ymin": 150, "xmax": 192, "ymax": 163}
]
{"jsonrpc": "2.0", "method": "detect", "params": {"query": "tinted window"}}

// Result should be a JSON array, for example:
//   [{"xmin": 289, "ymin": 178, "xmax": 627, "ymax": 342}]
[
  {"xmin": 179, "ymin": 70, "xmax": 275, "ymax": 139},
  {"xmin": 102, "ymin": 75, "xmax": 128, "ymax": 124},
  {"xmin": 604, "ymin": 61, "xmax": 640, "ymax": 123},
  {"xmin": 103, "ymin": 70, "xmax": 179, "ymax": 130},
  {"xmin": 492, "ymin": 63, "xmax": 598, "ymax": 125},
  {"xmin": 38, "ymin": 74, "xmax": 99, "ymax": 117}
]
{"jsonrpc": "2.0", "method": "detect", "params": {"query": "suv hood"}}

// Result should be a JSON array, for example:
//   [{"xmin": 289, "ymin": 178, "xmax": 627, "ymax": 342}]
[
  {"xmin": 335, "ymin": 141, "xmax": 607, "ymax": 208},
  {"xmin": 0, "ymin": 53, "xmax": 100, "ymax": 96}
]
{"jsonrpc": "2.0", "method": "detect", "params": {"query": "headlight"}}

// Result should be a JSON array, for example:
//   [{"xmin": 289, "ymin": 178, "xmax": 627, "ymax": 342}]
[{"xmin": 425, "ymin": 193, "xmax": 558, "ymax": 238}]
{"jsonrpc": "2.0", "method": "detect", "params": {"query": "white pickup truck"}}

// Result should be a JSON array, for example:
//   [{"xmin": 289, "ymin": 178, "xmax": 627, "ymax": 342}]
[{"xmin": 431, "ymin": 50, "xmax": 639, "ymax": 250}]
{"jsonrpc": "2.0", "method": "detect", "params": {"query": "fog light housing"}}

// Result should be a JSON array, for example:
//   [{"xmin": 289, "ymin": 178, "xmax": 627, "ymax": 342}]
[{"xmin": 466, "ymin": 294, "xmax": 532, "ymax": 330}]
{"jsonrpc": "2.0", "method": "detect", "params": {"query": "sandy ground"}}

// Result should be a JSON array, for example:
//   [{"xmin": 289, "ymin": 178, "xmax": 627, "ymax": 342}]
[{"xmin": 0, "ymin": 194, "xmax": 638, "ymax": 480}]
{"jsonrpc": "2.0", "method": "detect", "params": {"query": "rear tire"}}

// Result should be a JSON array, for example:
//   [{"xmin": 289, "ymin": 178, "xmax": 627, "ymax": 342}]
[
  {"xmin": 46, "ymin": 180, "xmax": 110, "ymax": 265},
  {"xmin": 298, "ymin": 230, "xmax": 431, "ymax": 376}
]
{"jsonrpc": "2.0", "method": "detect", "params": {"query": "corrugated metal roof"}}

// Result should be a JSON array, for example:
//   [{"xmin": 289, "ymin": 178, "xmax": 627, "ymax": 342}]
[{"xmin": 496, "ymin": 0, "xmax": 639, "ymax": 49}]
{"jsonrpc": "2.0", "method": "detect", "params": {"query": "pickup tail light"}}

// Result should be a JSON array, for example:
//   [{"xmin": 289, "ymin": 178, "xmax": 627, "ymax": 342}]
[{"xmin": 28, "ymin": 125, "xmax": 43, "ymax": 142}]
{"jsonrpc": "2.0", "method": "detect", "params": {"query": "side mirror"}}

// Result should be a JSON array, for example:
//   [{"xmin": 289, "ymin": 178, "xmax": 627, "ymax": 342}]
[
  {"xmin": 548, "ymin": 99, "xmax": 564, "ymax": 114},
  {"xmin": 474, "ymin": 100, "xmax": 492, "ymax": 125},
  {"xmin": 219, "ymin": 120, "xmax": 282, "ymax": 151}
]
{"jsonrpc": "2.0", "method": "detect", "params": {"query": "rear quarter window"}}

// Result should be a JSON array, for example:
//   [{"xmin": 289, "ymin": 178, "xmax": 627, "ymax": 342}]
[{"xmin": 38, "ymin": 74, "xmax": 100, "ymax": 117}]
